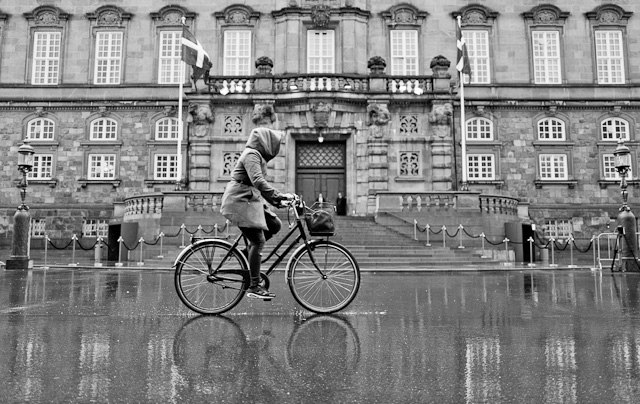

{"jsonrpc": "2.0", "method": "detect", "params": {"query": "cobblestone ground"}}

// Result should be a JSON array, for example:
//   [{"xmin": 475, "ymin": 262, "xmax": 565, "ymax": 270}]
[{"xmin": 0, "ymin": 268, "xmax": 638, "ymax": 403}]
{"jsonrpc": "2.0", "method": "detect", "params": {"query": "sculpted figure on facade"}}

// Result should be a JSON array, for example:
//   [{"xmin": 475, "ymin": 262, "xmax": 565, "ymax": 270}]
[
  {"xmin": 429, "ymin": 103, "xmax": 453, "ymax": 138},
  {"xmin": 188, "ymin": 102, "xmax": 214, "ymax": 137},
  {"xmin": 367, "ymin": 103, "xmax": 390, "ymax": 139},
  {"xmin": 252, "ymin": 103, "xmax": 276, "ymax": 125},
  {"xmin": 313, "ymin": 102, "xmax": 332, "ymax": 128}
]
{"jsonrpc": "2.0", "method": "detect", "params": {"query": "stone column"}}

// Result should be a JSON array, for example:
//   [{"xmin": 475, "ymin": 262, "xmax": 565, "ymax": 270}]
[
  {"xmin": 187, "ymin": 101, "xmax": 214, "ymax": 191},
  {"xmin": 366, "ymin": 102, "xmax": 391, "ymax": 214},
  {"xmin": 428, "ymin": 102, "xmax": 454, "ymax": 191}
]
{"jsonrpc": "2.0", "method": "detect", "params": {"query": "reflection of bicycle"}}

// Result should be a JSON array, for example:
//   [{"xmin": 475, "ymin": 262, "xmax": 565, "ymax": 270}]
[{"xmin": 174, "ymin": 195, "xmax": 360, "ymax": 315}]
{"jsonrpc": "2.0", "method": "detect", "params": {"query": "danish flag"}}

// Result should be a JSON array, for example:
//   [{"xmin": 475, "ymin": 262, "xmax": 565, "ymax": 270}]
[{"xmin": 181, "ymin": 26, "xmax": 212, "ymax": 80}]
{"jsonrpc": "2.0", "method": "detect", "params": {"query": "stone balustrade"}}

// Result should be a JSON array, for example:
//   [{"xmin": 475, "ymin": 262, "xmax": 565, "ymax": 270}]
[{"xmin": 478, "ymin": 194, "xmax": 519, "ymax": 215}]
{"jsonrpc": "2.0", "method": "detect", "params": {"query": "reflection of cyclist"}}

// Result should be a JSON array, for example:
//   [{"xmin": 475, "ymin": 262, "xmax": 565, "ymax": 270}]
[{"xmin": 220, "ymin": 105, "xmax": 292, "ymax": 300}]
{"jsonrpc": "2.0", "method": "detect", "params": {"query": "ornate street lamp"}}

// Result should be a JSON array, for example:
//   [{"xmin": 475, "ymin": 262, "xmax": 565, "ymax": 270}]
[
  {"xmin": 6, "ymin": 140, "xmax": 35, "ymax": 270},
  {"xmin": 613, "ymin": 139, "xmax": 640, "ymax": 272}
]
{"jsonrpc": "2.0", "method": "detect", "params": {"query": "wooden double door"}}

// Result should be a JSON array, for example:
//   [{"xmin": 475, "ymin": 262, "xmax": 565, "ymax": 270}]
[{"xmin": 295, "ymin": 141, "xmax": 346, "ymax": 207}]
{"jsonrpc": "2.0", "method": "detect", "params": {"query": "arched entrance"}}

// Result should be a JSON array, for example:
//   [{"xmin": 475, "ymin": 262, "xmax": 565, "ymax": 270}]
[{"xmin": 296, "ymin": 141, "xmax": 346, "ymax": 206}]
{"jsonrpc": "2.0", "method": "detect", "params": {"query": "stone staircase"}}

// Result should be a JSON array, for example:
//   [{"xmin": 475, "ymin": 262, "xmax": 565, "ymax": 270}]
[{"xmin": 140, "ymin": 212, "xmax": 501, "ymax": 269}]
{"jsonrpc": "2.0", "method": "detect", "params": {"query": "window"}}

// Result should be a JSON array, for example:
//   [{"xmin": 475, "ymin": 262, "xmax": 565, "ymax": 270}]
[
  {"xmin": 32, "ymin": 32, "xmax": 61, "ymax": 85},
  {"xmin": 88, "ymin": 154, "xmax": 116, "ymax": 179},
  {"xmin": 532, "ymin": 31, "xmax": 561, "ymax": 84},
  {"xmin": 28, "ymin": 154, "xmax": 53, "ymax": 180},
  {"xmin": 223, "ymin": 31, "xmax": 251, "ymax": 75},
  {"xmin": 27, "ymin": 118, "xmax": 55, "ymax": 140},
  {"xmin": 465, "ymin": 30, "xmax": 490, "ymax": 84},
  {"xmin": 545, "ymin": 219, "xmax": 572, "ymax": 238},
  {"xmin": 602, "ymin": 154, "xmax": 633, "ymax": 180},
  {"xmin": 31, "ymin": 219, "xmax": 47, "ymax": 238},
  {"xmin": 90, "ymin": 118, "xmax": 118, "ymax": 140},
  {"xmin": 154, "ymin": 154, "xmax": 178, "ymax": 180},
  {"xmin": 601, "ymin": 118, "xmax": 629, "ymax": 141},
  {"xmin": 539, "ymin": 154, "xmax": 567, "ymax": 180},
  {"xmin": 155, "ymin": 117, "xmax": 179, "ymax": 140},
  {"xmin": 398, "ymin": 151, "xmax": 420, "ymax": 177},
  {"xmin": 94, "ymin": 31, "xmax": 123, "ymax": 84},
  {"xmin": 595, "ymin": 31, "xmax": 624, "ymax": 84},
  {"xmin": 467, "ymin": 117, "xmax": 493, "ymax": 140},
  {"xmin": 467, "ymin": 154, "xmax": 495, "ymax": 180},
  {"xmin": 390, "ymin": 30, "xmax": 418, "ymax": 75},
  {"xmin": 82, "ymin": 219, "xmax": 108, "ymax": 238},
  {"xmin": 308, "ymin": 30, "xmax": 335, "ymax": 74},
  {"xmin": 538, "ymin": 118, "xmax": 565, "ymax": 141},
  {"xmin": 158, "ymin": 30, "xmax": 182, "ymax": 84}
]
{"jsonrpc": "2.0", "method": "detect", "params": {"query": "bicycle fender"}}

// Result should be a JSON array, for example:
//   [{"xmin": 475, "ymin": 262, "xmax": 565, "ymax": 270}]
[
  {"xmin": 284, "ymin": 242, "xmax": 311, "ymax": 281},
  {"xmin": 173, "ymin": 238, "xmax": 236, "ymax": 268}
]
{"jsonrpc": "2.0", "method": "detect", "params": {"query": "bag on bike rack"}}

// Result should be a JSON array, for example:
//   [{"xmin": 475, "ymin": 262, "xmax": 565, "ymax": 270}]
[{"xmin": 305, "ymin": 210, "xmax": 335, "ymax": 236}]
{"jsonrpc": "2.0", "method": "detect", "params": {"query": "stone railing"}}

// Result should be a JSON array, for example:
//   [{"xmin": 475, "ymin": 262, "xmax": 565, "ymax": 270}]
[
  {"xmin": 376, "ymin": 192, "xmax": 519, "ymax": 215},
  {"xmin": 123, "ymin": 191, "xmax": 225, "ymax": 218},
  {"xmin": 205, "ymin": 74, "xmax": 435, "ymax": 95},
  {"xmin": 478, "ymin": 194, "xmax": 519, "ymax": 215}
]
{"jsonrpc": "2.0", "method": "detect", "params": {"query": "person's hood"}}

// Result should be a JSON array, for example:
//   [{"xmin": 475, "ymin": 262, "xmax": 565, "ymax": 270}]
[{"xmin": 246, "ymin": 128, "xmax": 282, "ymax": 162}]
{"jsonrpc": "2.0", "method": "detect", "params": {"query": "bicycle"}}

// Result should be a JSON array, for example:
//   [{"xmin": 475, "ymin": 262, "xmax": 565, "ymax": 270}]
[{"xmin": 173, "ymin": 194, "xmax": 361, "ymax": 315}]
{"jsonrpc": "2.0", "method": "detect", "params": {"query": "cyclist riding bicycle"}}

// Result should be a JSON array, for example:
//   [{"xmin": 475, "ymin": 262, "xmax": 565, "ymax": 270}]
[{"xmin": 220, "ymin": 105, "xmax": 292, "ymax": 300}]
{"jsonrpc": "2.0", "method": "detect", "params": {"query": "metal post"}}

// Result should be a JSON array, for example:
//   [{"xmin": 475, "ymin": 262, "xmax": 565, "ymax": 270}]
[
  {"xmin": 180, "ymin": 224, "xmax": 186, "ymax": 248},
  {"xmin": 442, "ymin": 225, "xmax": 446, "ymax": 248},
  {"xmin": 215, "ymin": 223, "xmax": 219, "ymax": 238},
  {"xmin": 425, "ymin": 224, "xmax": 431, "ymax": 247},
  {"xmin": 158, "ymin": 232, "xmax": 165, "ymax": 259},
  {"xmin": 568, "ymin": 235, "xmax": 577, "ymax": 268},
  {"xmin": 116, "ymin": 236, "xmax": 124, "ymax": 267},
  {"xmin": 43, "ymin": 234, "xmax": 50, "ymax": 270},
  {"xmin": 527, "ymin": 237, "xmax": 536, "ymax": 267},
  {"xmin": 503, "ymin": 238, "xmax": 512, "ymax": 266},
  {"xmin": 70, "ymin": 234, "xmax": 78, "ymax": 266},
  {"xmin": 226, "ymin": 220, "xmax": 230, "ymax": 238},
  {"xmin": 458, "ymin": 225, "xmax": 464, "ymax": 249},
  {"xmin": 414, "ymin": 220, "xmax": 417, "ymax": 241},
  {"xmin": 197, "ymin": 224, "xmax": 203, "ymax": 238},
  {"xmin": 137, "ymin": 237, "xmax": 145, "ymax": 266},
  {"xmin": 94, "ymin": 237, "xmax": 103, "ymax": 267},
  {"xmin": 480, "ymin": 233, "xmax": 488, "ymax": 258},
  {"xmin": 549, "ymin": 237, "xmax": 558, "ymax": 267},
  {"xmin": 591, "ymin": 236, "xmax": 599, "ymax": 271}
]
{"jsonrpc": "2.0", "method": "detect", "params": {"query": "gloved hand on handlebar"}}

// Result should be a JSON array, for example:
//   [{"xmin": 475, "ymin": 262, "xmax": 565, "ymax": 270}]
[{"xmin": 274, "ymin": 193, "xmax": 296, "ymax": 208}]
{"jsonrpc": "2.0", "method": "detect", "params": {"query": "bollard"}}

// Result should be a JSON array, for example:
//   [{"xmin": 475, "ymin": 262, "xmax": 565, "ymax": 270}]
[
  {"xmin": 226, "ymin": 220, "xmax": 230, "ymax": 238},
  {"xmin": 527, "ymin": 237, "xmax": 536, "ymax": 267},
  {"xmin": 442, "ymin": 225, "xmax": 447, "ymax": 248},
  {"xmin": 425, "ymin": 224, "xmax": 431, "ymax": 247},
  {"xmin": 116, "ymin": 236, "xmax": 124, "ymax": 267},
  {"xmin": 503, "ymin": 238, "xmax": 512, "ymax": 266},
  {"xmin": 549, "ymin": 237, "xmax": 558, "ymax": 267},
  {"xmin": 197, "ymin": 224, "xmax": 203, "ymax": 238},
  {"xmin": 568, "ymin": 236, "xmax": 577, "ymax": 268},
  {"xmin": 458, "ymin": 225, "xmax": 465, "ymax": 249},
  {"xmin": 591, "ymin": 236, "xmax": 599, "ymax": 271},
  {"xmin": 158, "ymin": 232, "xmax": 165, "ymax": 258},
  {"xmin": 70, "ymin": 234, "xmax": 78, "ymax": 266},
  {"xmin": 215, "ymin": 223, "xmax": 219, "ymax": 238},
  {"xmin": 414, "ymin": 220, "xmax": 418, "ymax": 241},
  {"xmin": 480, "ymin": 233, "xmax": 489, "ymax": 258},
  {"xmin": 43, "ymin": 234, "xmax": 50, "ymax": 270},
  {"xmin": 94, "ymin": 237, "xmax": 103, "ymax": 267},
  {"xmin": 179, "ymin": 223, "xmax": 186, "ymax": 248},
  {"xmin": 137, "ymin": 237, "xmax": 145, "ymax": 266}
]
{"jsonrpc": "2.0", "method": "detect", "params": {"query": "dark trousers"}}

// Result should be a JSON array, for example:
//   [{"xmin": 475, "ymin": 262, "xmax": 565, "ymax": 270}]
[{"xmin": 239, "ymin": 211, "xmax": 282, "ymax": 286}]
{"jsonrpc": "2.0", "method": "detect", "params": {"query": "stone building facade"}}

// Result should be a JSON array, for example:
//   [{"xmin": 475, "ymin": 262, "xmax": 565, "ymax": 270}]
[{"xmin": 0, "ymin": 0, "xmax": 639, "ymax": 244}]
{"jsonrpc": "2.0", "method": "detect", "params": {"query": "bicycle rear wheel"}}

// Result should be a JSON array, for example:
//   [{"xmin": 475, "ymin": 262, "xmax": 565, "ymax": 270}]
[
  {"xmin": 287, "ymin": 240, "xmax": 360, "ymax": 313},
  {"xmin": 175, "ymin": 240, "xmax": 249, "ymax": 314}
]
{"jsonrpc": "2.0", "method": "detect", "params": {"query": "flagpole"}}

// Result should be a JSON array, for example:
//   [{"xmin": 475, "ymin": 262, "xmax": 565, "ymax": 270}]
[
  {"xmin": 176, "ymin": 19, "xmax": 186, "ymax": 191},
  {"xmin": 460, "ymin": 70, "xmax": 468, "ymax": 191}
]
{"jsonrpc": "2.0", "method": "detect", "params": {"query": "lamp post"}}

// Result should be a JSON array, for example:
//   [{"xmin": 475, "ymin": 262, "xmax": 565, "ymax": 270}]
[
  {"xmin": 6, "ymin": 140, "xmax": 35, "ymax": 270},
  {"xmin": 613, "ymin": 139, "xmax": 640, "ymax": 272}
]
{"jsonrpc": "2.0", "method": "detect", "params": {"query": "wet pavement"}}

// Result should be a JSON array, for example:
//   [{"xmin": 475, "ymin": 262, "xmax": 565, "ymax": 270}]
[{"xmin": 1, "ymin": 268, "xmax": 639, "ymax": 403}]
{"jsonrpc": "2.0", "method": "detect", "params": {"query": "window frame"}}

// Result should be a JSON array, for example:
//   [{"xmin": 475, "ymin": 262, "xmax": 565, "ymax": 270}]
[
  {"xmin": 81, "ymin": 219, "xmax": 109, "ymax": 238},
  {"xmin": 93, "ymin": 30, "xmax": 123, "ymax": 85},
  {"xmin": 538, "ymin": 153, "xmax": 568, "ymax": 181},
  {"xmin": 87, "ymin": 153, "xmax": 117, "ymax": 180},
  {"xmin": 31, "ymin": 31, "xmax": 62, "ymax": 85},
  {"xmin": 307, "ymin": 30, "xmax": 336, "ymax": 74},
  {"xmin": 602, "ymin": 153, "xmax": 633, "ymax": 180},
  {"xmin": 90, "ymin": 118, "xmax": 118, "ymax": 141},
  {"xmin": 155, "ymin": 117, "xmax": 180, "ymax": 140},
  {"xmin": 31, "ymin": 218, "xmax": 47, "ymax": 238},
  {"xmin": 466, "ymin": 117, "xmax": 494, "ymax": 141},
  {"xmin": 601, "ymin": 117, "xmax": 630, "ymax": 141},
  {"xmin": 27, "ymin": 118, "xmax": 56, "ymax": 141},
  {"xmin": 28, "ymin": 154, "xmax": 54, "ymax": 180},
  {"xmin": 467, "ymin": 153, "xmax": 495, "ymax": 180},
  {"xmin": 464, "ymin": 30, "xmax": 491, "ymax": 84},
  {"xmin": 537, "ymin": 117, "xmax": 566, "ymax": 141},
  {"xmin": 153, "ymin": 153, "xmax": 179, "ymax": 180},
  {"xmin": 390, "ymin": 30, "xmax": 418, "ymax": 76},
  {"xmin": 594, "ymin": 30, "xmax": 625, "ymax": 84},
  {"xmin": 157, "ymin": 30, "xmax": 184, "ymax": 84},
  {"xmin": 531, "ymin": 30, "xmax": 562, "ymax": 84},
  {"xmin": 223, "ymin": 30, "xmax": 252, "ymax": 76}
]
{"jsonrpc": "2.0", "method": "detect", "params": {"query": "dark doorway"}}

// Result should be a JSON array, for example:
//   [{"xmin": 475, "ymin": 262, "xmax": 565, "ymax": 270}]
[{"xmin": 296, "ymin": 141, "xmax": 346, "ymax": 206}]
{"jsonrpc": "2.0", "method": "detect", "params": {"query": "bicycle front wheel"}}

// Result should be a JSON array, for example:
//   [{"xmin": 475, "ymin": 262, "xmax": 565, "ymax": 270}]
[
  {"xmin": 287, "ymin": 240, "xmax": 360, "ymax": 313},
  {"xmin": 175, "ymin": 240, "xmax": 249, "ymax": 315}
]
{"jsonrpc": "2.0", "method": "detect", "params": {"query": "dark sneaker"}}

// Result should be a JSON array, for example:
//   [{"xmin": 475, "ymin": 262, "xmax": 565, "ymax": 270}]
[{"xmin": 246, "ymin": 285, "xmax": 275, "ymax": 300}]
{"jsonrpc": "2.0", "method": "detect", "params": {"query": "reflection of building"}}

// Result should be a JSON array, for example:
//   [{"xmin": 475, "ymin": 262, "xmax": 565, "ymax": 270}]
[{"xmin": 0, "ymin": 1, "xmax": 639, "ymax": 243}]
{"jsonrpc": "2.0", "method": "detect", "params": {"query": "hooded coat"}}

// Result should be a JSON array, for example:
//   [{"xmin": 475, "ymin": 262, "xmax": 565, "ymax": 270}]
[{"xmin": 220, "ymin": 127, "xmax": 284, "ymax": 230}]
